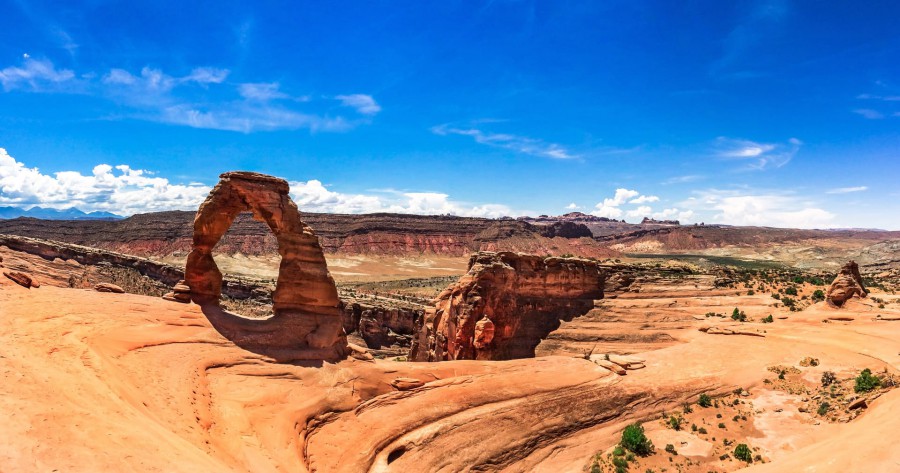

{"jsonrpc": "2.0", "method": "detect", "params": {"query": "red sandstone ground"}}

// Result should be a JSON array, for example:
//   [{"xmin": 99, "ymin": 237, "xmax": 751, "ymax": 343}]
[{"xmin": 2, "ymin": 251, "xmax": 899, "ymax": 472}]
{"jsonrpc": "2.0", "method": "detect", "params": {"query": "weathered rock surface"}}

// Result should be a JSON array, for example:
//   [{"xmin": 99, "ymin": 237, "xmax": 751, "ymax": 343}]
[
  {"xmin": 390, "ymin": 377, "xmax": 425, "ymax": 391},
  {"xmin": 94, "ymin": 282, "xmax": 125, "ymax": 293},
  {"xmin": 827, "ymin": 260, "xmax": 868, "ymax": 307},
  {"xmin": 183, "ymin": 171, "xmax": 347, "ymax": 360},
  {"xmin": 340, "ymin": 302, "xmax": 423, "ymax": 350},
  {"xmin": 410, "ymin": 251, "xmax": 604, "ymax": 361}
]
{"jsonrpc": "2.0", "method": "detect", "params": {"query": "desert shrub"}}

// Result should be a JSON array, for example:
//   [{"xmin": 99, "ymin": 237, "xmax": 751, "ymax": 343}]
[
  {"xmin": 668, "ymin": 414, "xmax": 682, "ymax": 431},
  {"xmin": 613, "ymin": 446, "xmax": 625, "ymax": 456},
  {"xmin": 682, "ymin": 403, "xmax": 693, "ymax": 414},
  {"xmin": 691, "ymin": 423, "xmax": 697, "ymax": 432},
  {"xmin": 698, "ymin": 393, "xmax": 712, "ymax": 407},
  {"xmin": 854, "ymin": 368, "xmax": 882, "ymax": 393},
  {"xmin": 821, "ymin": 371, "xmax": 836, "ymax": 387},
  {"xmin": 817, "ymin": 401, "xmax": 830, "ymax": 416},
  {"xmin": 733, "ymin": 444, "xmax": 753, "ymax": 463},
  {"xmin": 718, "ymin": 422, "xmax": 726, "ymax": 429},
  {"xmin": 590, "ymin": 462, "xmax": 602, "ymax": 473},
  {"xmin": 716, "ymin": 413, "xmax": 722, "ymax": 418},
  {"xmin": 612, "ymin": 455, "xmax": 629, "ymax": 473},
  {"xmin": 762, "ymin": 314, "xmax": 774, "ymax": 323},
  {"xmin": 731, "ymin": 308, "xmax": 747, "ymax": 322},
  {"xmin": 698, "ymin": 427, "xmax": 708, "ymax": 434},
  {"xmin": 664, "ymin": 444, "xmax": 677, "ymax": 455},
  {"xmin": 812, "ymin": 289, "xmax": 825, "ymax": 302},
  {"xmin": 620, "ymin": 423, "xmax": 654, "ymax": 456},
  {"xmin": 785, "ymin": 286, "xmax": 798, "ymax": 296},
  {"xmin": 771, "ymin": 293, "xmax": 781, "ymax": 299},
  {"xmin": 747, "ymin": 289, "xmax": 755, "ymax": 295}
]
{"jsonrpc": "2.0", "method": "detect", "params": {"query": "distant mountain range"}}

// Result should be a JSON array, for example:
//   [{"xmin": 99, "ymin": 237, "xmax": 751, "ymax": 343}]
[{"xmin": 0, "ymin": 206, "xmax": 122, "ymax": 220}]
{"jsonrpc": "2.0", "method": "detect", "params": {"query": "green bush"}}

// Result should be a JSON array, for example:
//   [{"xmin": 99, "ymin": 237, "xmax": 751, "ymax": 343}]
[
  {"xmin": 762, "ymin": 314, "xmax": 774, "ymax": 323},
  {"xmin": 718, "ymin": 422, "xmax": 726, "ymax": 429},
  {"xmin": 613, "ymin": 446, "xmax": 625, "ymax": 456},
  {"xmin": 612, "ymin": 455, "xmax": 629, "ymax": 473},
  {"xmin": 854, "ymin": 368, "xmax": 882, "ymax": 393},
  {"xmin": 620, "ymin": 423, "xmax": 654, "ymax": 456},
  {"xmin": 698, "ymin": 427, "xmax": 708, "ymax": 434},
  {"xmin": 731, "ymin": 308, "xmax": 747, "ymax": 322},
  {"xmin": 664, "ymin": 444, "xmax": 677, "ymax": 455},
  {"xmin": 821, "ymin": 371, "xmax": 836, "ymax": 387},
  {"xmin": 785, "ymin": 286, "xmax": 798, "ymax": 296},
  {"xmin": 698, "ymin": 393, "xmax": 712, "ymax": 408},
  {"xmin": 668, "ymin": 414, "xmax": 682, "ymax": 431},
  {"xmin": 817, "ymin": 401, "xmax": 830, "ymax": 416},
  {"xmin": 733, "ymin": 444, "xmax": 753, "ymax": 463},
  {"xmin": 812, "ymin": 289, "xmax": 825, "ymax": 302}
]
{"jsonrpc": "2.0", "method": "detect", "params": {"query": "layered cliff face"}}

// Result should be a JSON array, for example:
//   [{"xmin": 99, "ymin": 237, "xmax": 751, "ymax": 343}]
[
  {"xmin": 0, "ymin": 211, "xmax": 610, "ymax": 260},
  {"xmin": 410, "ymin": 251, "xmax": 605, "ymax": 361}
]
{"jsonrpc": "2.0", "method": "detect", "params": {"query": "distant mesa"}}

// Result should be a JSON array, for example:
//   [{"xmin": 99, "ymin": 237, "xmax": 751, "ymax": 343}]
[
  {"xmin": 178, "ymin": 171, "xmax": 348, "ymax": 361},
  {"xmin": 826, "ymin": 260, "xmax": 868, "ymax": 308},
  {"xmin": 640, "ymin": 217, "xmax": 680, "ymax": 225}
]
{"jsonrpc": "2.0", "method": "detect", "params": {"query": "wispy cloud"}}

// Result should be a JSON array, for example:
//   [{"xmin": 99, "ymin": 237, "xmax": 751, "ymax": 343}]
[
  {"xmin": 662, "ymin": 174, "xmax": 705, "ymax": 185},
  {"xmin": 0, "ymin": 56, "xmax": 379, "ymax": 133},
  {"xmin": 0, "ymin": 57, "xmax": 76, "ymax": 91},
  {"xmin": 853, "ymin": 109, "xmax": 884, "ymax": 119},
  {"xmin": 335, "ymin": 94, "xmax": 381, "ymax": 115},
  {"xmin": 710, "ymin": 0, "xmax": 789, "ymax": 80},
  {"xmin": 432, "ymin": 124, "xmax": 577, "ymax": 160},
  {"xmin": 826, "ymin": 186, "xmax": 868, "ymax": 194},
  {"xmin": 713, "ymin": 136, "xmax": 801, "ymax": 170}
]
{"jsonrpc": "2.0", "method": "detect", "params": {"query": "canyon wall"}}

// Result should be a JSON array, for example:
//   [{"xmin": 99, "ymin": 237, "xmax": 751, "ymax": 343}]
[{"xmin": 410, "ymin": 251, "xmax": 605, "ymax": 361}]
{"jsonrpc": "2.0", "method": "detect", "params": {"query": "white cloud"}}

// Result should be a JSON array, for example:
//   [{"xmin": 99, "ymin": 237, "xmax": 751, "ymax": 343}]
[
  {"xmin": 0, "ymin": 57, "xmax": 75, "ymax": 91},
  {"xmin": 826, "ymin": 186, "xmax": 868, "ymax": 194},
  {"xmin": 853, "ymin": 109, "xmax": 884, "ymax": 120},
  {"xmin": 290, "ymin": 180, "xmax": 514, "ymax": 218},
  {"xmin": 565, "ymin": 202, "xmax": 580, "ymax": 210},
  {"xmin": 626, "ymin": 205, "xmax": 653, "ymax": 218},
  {"xmin": 662, "ymin": 175, "xmax": 704, "ymax": 185},
  {"xmin": 432, "ymin": 124, "xmax": 577, "ymax": 160},
  {"xmin": 335, "ymin": 94, "xmax": 381, "ymax": 115},
  {"xmin": 629, "ymin": 194, "xmax": 659, "ymax": 204},
  {"xmin": 683, "ymin": 189, "xmax": 835, "ymax": 228},
  {"xmin": 0, "ymin": 148, "xmax": 211, "ymax": 215},
  {"xmin": 0, "ymin": 148, "xmax": 517, "ymax": 218},
  {"xmin": 714, "ymin": 137, "xmax": 801, "ymax": 170},
  {"xmin": 182, "ymin": 67, "xmax": 229, "ymax": 85}
]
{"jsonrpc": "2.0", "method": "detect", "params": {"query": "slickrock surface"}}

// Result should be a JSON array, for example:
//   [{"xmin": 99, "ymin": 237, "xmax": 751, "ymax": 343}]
[
  {"xmin": 184, "ymin": 171, "xmax": 347, "ymax": 360},
  {"xmin": 826, "ymin": 260, "xmax": 868, "ymax": 307},
  {"xmin": 2, "ymin": 272, "xmax": 899, "ymax": 472},
  {"xmin": 411, "ymin": 251, "xmax": 604, "ymax": 361}
]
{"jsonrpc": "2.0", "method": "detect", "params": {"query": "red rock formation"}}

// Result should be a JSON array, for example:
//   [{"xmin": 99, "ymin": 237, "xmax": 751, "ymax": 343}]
[
  {"xmin": 183, "ymin": 171, "xmax": 347, "ymax": 360},
  {"xmin": 94, "ymin": 283, "xmax": 125, "ymax": 293},
  {"xmin": 410, "ymin": 251, "xmax": 604, "ymax": 361},
  {"xmin": 826, "ymin": 260, "xmax": 868, "ymax": 307}
]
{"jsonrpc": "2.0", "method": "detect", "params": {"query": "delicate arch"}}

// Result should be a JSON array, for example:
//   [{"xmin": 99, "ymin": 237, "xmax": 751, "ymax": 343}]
[{"xmin": 184, "ymin": 171, "xmax": 347, "ymax": 360}]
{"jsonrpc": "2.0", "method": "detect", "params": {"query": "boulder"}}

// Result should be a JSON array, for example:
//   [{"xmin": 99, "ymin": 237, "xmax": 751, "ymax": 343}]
[
  {"xmin": 4, "ymin": 271, "xmax": 34, "ymax": 288},
  {"xmin": 94, "ymin": 283, "xmax": 125, "ymax": 293},
  {"xmin": 390, "ymin": 378, "xmax": 425, "ymax": 391},
  {"xmin": 826, "ymin": 261, "xmax": 868, "ymax": 307},
  {"xmin": 473, "ymin": 317, "xmax": 495, "ymax": 349}
]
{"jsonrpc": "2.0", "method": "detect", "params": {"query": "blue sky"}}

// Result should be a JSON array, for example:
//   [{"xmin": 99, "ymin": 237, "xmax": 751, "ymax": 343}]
[{"xmin": 0, "ymin": 0, "xmax": 898, "ymax": 228}]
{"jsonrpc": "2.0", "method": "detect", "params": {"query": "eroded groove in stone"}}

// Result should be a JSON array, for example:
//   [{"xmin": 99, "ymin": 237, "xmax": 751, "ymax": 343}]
[{"xmin": 183, "ymin": 171, "xmax": 348, "ymax": 360}]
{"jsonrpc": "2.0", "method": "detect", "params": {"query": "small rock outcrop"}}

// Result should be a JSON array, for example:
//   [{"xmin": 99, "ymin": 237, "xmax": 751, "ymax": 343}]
[
  {"xmin": 826, "ymin": 261, "xmax": 868, "ymax": 307},
  {"xmin": 410, "ymin": 251, "xmax": 604, "ymax": 361},
  {"xmin": 182, "ymin": 171, "xmax": 347, "ymax": 360}
]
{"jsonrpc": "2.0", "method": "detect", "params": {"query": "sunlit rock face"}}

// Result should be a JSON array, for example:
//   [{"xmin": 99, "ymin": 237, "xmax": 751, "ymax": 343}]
[{"xmin": 411, "ymin": 251, "xmax": 604, "ymax": 361}]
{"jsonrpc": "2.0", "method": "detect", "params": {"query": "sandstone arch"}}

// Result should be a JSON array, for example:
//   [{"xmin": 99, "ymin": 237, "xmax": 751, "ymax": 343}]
[{"xmin": 184, "ymin": 171, "xmax": 347, "ymax": 360}]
